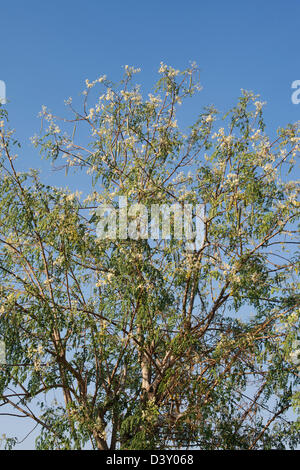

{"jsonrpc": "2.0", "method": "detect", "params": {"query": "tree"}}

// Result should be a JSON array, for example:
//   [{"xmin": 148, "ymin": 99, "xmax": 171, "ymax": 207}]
[{"xmin": 0, "ymin": 63, "xmax": 299, "ymax": 450}]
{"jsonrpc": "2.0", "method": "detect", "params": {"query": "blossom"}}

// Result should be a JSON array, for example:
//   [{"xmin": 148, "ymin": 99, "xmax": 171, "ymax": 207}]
[
  {"xmin": 148, "ymin": 94, "xmax": 162, "ymax": 105},
  {"xmin": 263, "ymin": 163, "xmax": 273, "ymax": 172},
  {"xmin": 85, "ymin": 79, "xmax": 94, "ymax": 89},
  {"xmin": 98, "ymin": 74, "xmax": 107, "ymax": 83},
  {"xmin": 204, "ymin": 115, "xmax": 213, "ymax": 123},
  {"xmin": 226, "ymin": 173, "xmax": 239, "ymax": 184},
  {"xmin": 254, "ymin": 100, "xmax": 266, "ymax": 112}
]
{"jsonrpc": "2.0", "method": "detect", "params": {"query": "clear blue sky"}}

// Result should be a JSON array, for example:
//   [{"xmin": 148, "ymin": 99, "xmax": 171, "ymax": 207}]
[{"xmin": 0, "ymin": 0, "xmax": 299, "ymax": 449}]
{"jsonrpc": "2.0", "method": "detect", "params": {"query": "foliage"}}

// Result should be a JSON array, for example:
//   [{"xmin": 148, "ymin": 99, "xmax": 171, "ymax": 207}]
[{"xmin": 0, "ymin": 63, "xmax": 299, "ymax": 449}]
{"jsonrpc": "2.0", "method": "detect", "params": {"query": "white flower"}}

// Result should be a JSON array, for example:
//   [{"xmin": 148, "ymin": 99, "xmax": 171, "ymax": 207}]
[
  {"xmin": 158, "ymin": 62, "xmax": 168, "ymax": 74},
  {"xmin": 97, "ymin": 75, "xmax": 107, "ymax": 83},
  {"xmin": 52, "ymin": 124, "xmax": 61, "ymax": 134},
  {"xmin": 148, "ymin": 94, "xmax": 161, "ymax": 105},
  {"xmin": 263, "ymin": 163, "xmax": 273, "ymax": 172},
  {"xmin": 85, "ymin": 79, "xmax": 94, "ymax": 89},
  {"xmin": 254, "ymin": 100, "xmax": 266, "ymax": 112},
  {"xmin": 226, "ymin": 173, "xmax": 239, "ymax": 184},
  {"xmin": 290, "ymin": 341, "xmax": 300, "ymax": 367},
  {"xmin": 231, "ymin": 273, "xmax": 241, "ymax": 283},
  {"xmin": 37, "ymin": 344, "xmax": 44, "ymax": 355},
  {"xmin": 53, "ymin": 255, "xmax": 64, "ymax": 266},
  {"xmin": 105, "ymin": 89, "xmax": 114, "ymax": 101},
  {"xmin": 205, "ymin": 115, "xmax": 213, "ymax": 123},
  {"xmin": 87, "ymin": 108, "xmax": 95, "ymax": 119}
]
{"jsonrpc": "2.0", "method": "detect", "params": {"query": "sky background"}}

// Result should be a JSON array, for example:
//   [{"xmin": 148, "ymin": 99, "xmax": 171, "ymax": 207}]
[{"xmin": 0, "ymin": 0, "xmax": 299, "ymax": 449}]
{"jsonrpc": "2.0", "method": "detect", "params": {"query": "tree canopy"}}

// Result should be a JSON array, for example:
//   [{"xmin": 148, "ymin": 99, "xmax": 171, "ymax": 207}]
[{"xmin": 0, "ymin": 63, "xmax": 299, "ymax": 450}]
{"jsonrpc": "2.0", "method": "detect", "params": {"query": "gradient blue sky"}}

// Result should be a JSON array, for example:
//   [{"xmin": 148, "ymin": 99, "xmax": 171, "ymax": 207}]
[{"xmin": 0, "ymin": 0, "xmax": 299, "ymax": 449}]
